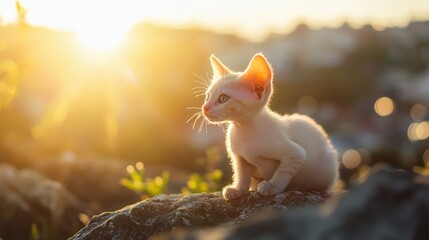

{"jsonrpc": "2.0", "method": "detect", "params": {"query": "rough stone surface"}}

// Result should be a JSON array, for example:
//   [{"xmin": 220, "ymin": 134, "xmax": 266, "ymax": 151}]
[
  {"xmin": 69, "ymin": 190, "xmax": 331, "ymax": 240},
  {"xmin": 0, "ymin": 164, "xmax": 88, "ymax": 240},
  {"xmin": 157, "ymin": 169, "xmax": 429, "ymax": 240},
  {"xmin": 1, "ymin": 141, "xmax": 140, "ymax": 210}
]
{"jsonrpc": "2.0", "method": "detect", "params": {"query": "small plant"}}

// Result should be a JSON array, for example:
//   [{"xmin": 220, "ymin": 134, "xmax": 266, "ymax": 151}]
[
  {"xmin": 350, "ymin": 165, "xmax": 372, "ymax": 184},
  {"xmin": 120, "ymin": 162, "xmax": 169, "ymax": 199},
  {"xmin": 413, "ymin": 154, "xmax": 429, "ymax": 176},
  {"xmin": 182, "ymin": 147, "xmax": 224, "ymax": 194},
  {"xmin": 181, "ymin": 169, "xmax": 223, "ymax": 194},
  {"xmin": 31, "ymin": 223, "xmax": 40, "ymax": 240}
]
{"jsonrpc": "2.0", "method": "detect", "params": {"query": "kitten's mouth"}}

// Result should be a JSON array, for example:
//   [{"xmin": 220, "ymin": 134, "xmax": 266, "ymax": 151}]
[{"xmin": 203, "ymin": 111, "xmax": 222, "ymax": 123}]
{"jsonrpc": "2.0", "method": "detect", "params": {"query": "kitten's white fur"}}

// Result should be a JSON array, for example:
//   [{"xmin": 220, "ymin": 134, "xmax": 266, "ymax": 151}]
[{"xmin": 202, "ymin": 53, "xmax": 338, "ymax": 200}]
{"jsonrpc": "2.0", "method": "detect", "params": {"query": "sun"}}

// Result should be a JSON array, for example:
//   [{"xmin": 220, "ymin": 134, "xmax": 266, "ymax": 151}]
[
  {"xmin": 62, "ymin": 1, "xmax": 134, "ymax": 53},
  {"xmin": 75, "ymin": 25, "xmax": 128, "ymax": 52}
]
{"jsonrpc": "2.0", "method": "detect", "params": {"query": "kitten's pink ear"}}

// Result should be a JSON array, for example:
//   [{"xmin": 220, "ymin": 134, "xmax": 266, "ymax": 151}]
[
  {"xmin": 241, "ymin": 53, "xmax": 272, "ymax": 87},
  {"xmin": 210, "ymin": 55, "xmax": 231, "ymax": 78}
]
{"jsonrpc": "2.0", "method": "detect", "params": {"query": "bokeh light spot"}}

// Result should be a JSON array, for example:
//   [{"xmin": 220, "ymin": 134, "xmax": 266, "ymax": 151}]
[
  {"xmin": 136, "ymin": 162, "xmax": 144, "ymax": 171},
  {"xmin": 416, "ymin": 121, "xmax": 429, "ymax": 140},
  {"xmin": 155, "ymin": 176, "xmax": 163, "ymax": 186},
  {"xmin": 410, "ymin": 104, "xmax": 427, "ymax": 121},
  {"xmin": 126, "ymin": 165, "xmax": 135, "ymax": 174},
  {"xmin": 342, "ymin": 149, "xmax": 362, "ymax": 169},
  {"xmin": 408, "ymin": 122, "xmax": 419, "ymax": 141},
  {"xmin": 408, "ymin": 121, "xmax": 429, "ymax": 141},
  {"xmin": 374, "ymin": 97, "xmax": 395, "ymax": 117},
  {"xmin": 79, "ymin": 213, "xmax": 90, "ymax": 225}
]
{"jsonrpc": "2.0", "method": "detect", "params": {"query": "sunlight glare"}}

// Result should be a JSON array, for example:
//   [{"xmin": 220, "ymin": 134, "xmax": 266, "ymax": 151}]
[
  {"xmin": 76, "ymin": 27, "xmax": 127, "ymax": 52},
  {"xmin": 2, "ymin": 0, "xmax": 429, "ymax": 42},
  {"xmin": 105, "ymin": 113, "xmax": 119, "ymax": 150},
  {"xmin": 59, "ymin": 0, "xmax": 133, "ymax": 52}
]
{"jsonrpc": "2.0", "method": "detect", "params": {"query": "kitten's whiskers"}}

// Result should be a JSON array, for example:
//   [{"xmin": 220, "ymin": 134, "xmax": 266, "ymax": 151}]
[
  {"xmin": 192, "ymin": 114, "xmax": 202, "ymax": 129},
  {"xmin": 187, "ymin": 73, "xmax": 213, "ymax": 133},
  {"xmin": 205, "ymin": 72, "xmax": 211, "ymax": 85},
  {"xmin": 193, "ymin": 90, "xmax": 206, "ymax": 95},
  {"xmin": 193, "ymin": 74, "xmax": 210, "ymax": 88},
  {"xmin": 192, "ymin": 82, "xmax": 207, "ymax": 98},
  {"xmin": 192, "ymin": 86, "xmax": 207, "ymax": 90},
  {"xmin": 198, "ymin": 117, "xmax": 206, "ymax": 132},
  {"xmin": 186, "ymin": 112, "xmax": 201, "ymax": 124}
]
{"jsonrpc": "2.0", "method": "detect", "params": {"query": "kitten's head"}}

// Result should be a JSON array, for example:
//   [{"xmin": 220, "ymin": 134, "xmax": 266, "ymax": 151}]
[{"xmin": 202, "ymin": 53, "xmax": 273, "ymax": 124}]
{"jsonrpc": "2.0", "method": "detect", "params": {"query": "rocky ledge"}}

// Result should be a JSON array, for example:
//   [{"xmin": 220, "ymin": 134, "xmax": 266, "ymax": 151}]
[
  {"xmin": 70, "ymin": 168, "xmax": 429, "ymax": 240},
  {"xmin": 157, "ymin": 169, "xmax": 429, "ymax": 240},
  {"xmin": 69, "ymin": 189, "xmax": 331, "ymax": 240}
]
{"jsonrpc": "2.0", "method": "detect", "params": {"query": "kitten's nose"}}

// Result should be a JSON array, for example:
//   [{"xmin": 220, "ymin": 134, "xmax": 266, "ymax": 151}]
[{"xmin": 202, "ymin": 105, "xmax": 210, "ymax": 113}]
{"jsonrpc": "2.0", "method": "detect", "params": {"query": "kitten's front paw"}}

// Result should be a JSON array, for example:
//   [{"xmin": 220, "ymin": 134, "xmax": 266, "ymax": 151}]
[
  {"xmin": 222, "ymin": 186, "xmax": 245, "ymax": 200},
  {"xmin": 257, "ymin": 180, "xmax": 283, "ymax": 196}
]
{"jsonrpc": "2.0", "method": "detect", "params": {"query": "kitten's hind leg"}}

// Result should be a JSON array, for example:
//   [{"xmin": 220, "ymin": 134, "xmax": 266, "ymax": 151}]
[{"xmin": 258, "ymin": 142, "xmax": 306, "ymax": 196}]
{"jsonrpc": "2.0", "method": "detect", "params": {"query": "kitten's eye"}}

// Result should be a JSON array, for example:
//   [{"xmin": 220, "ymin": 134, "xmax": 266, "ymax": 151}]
[{"xmin": 218, "ymin": 94, "xmax": 230, "ymax": 104}]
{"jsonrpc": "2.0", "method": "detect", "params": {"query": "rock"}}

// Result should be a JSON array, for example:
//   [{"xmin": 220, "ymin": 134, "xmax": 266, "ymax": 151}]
[
  {"xmin": 1, "ymin": 138, "xmax": 140, "ymax": 210},
  {"xmin": 0, "ymin": 164, "xmax": 89, "ymax": 240},
  {"xmin": 34, "ymin": 151, "xmax": 140, "ymax": 210},
  {"xmin": 157, "ymin": 169, "xmax": 429, "ymax": 240},
  {"xmin": 68, "ymin": 190, "xmax": 331, "ymax": 240}
]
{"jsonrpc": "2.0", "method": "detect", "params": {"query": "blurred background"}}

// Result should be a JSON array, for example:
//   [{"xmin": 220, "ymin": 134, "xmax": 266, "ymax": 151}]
[{"xmin": 1, "ymin": 0, "xmax": 429, "ymax": 239}]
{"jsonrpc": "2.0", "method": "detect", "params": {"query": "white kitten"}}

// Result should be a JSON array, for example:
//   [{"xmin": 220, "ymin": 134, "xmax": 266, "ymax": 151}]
[{"xmin": 201, "ymin": 53, "xmax": 338, "ymax": 200}]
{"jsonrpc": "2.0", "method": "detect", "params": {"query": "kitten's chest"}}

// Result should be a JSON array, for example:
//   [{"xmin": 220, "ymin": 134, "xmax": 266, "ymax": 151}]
[{"xmin": 227, "ymin": 125, "xmax": 270, "ymax": 161}]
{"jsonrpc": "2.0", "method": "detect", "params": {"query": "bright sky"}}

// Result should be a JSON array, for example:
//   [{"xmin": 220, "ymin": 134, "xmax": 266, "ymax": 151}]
[{"xmin": 1, "ymin": 0, "xmax": 429, "ymax": 44}]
